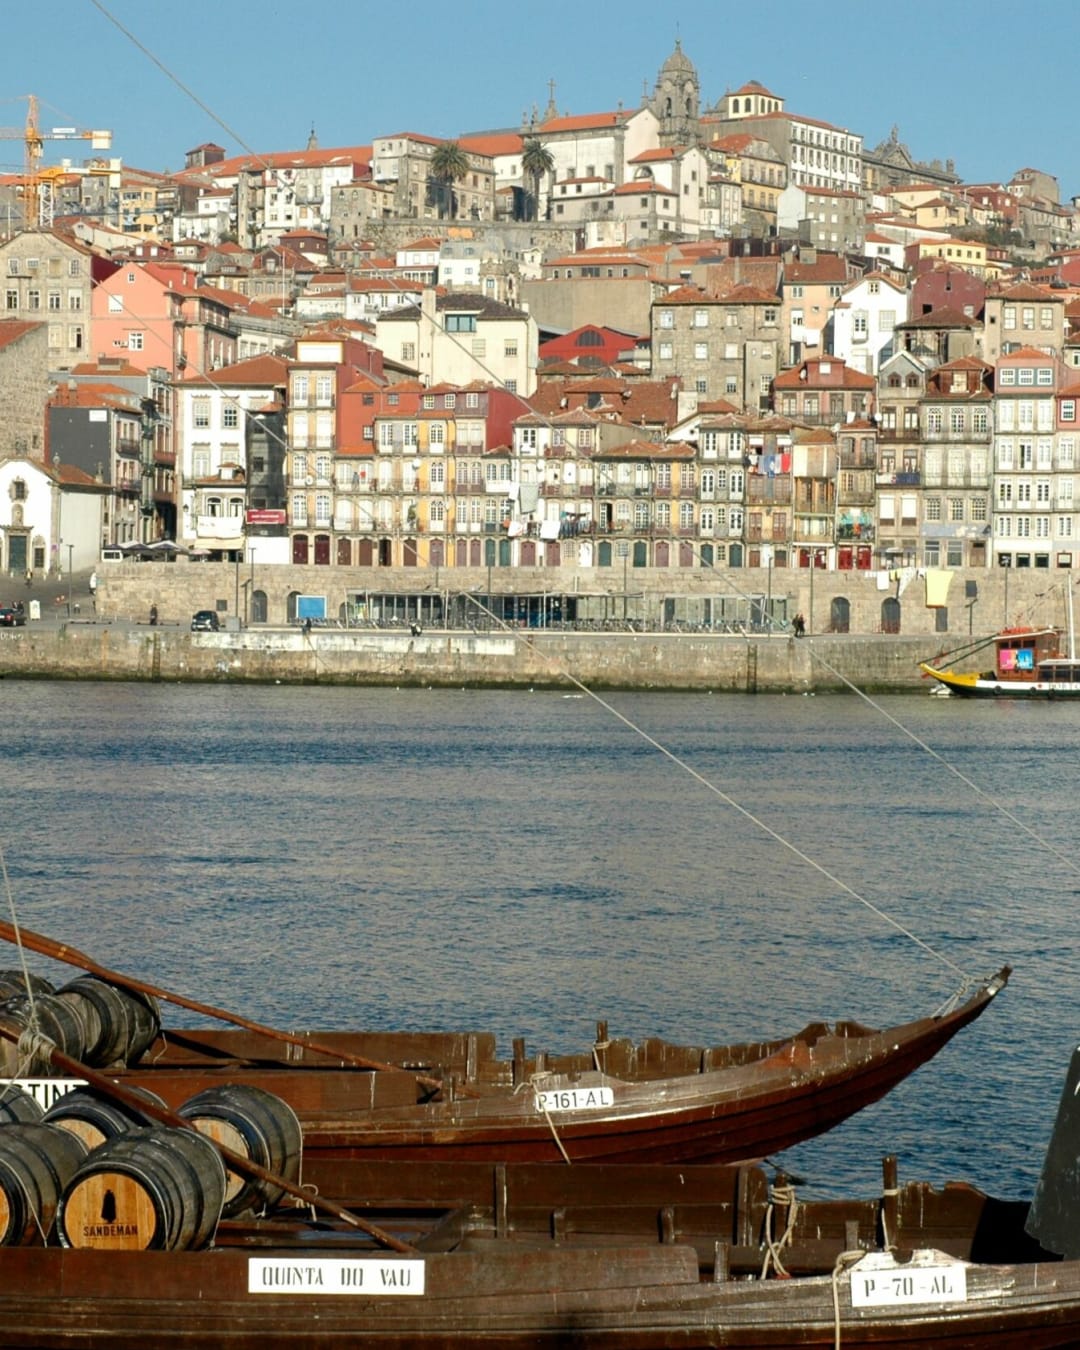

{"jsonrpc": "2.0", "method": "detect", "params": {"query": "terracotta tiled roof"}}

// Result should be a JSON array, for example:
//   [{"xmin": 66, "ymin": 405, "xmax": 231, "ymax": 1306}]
[
  {"xmin": 784, "ymin": 253, "xmax": 849, "ymax": 284},
  {"xmin": 0, "ymin": 320, "xmax": 42, "ymax": 350},
  {"xmin": 773, "ymin": 359, "xmax": 875, "ymax": 390},
  {"xmin": 539, "ymin": 111, "xmax": 631, "ymax": 133},
  {"xmin": 458, "ymin": 132, "xmax": 523, "ymax": 157},
  {"xmin": 896, "ymin": 306, "xmax": 978, "ymax": 329},
  {"xmin": 613, "ymin": 181, "xmax": 676, "ymax": 197},
  {"xmin": 592, "ymin": 438, "xmax": 690, "ymax": 460},
  {"xmin": 186, "ymin": 353, "xmax": 291, "ymax": 386}
]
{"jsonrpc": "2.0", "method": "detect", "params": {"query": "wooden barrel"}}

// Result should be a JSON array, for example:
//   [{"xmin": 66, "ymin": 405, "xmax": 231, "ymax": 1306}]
[
  {"xmin": 0, "ymin": 1123, "xmax": 87, "ymax": 1246},
  {"xmin": 0, "ymin": 994, "xmax": 86, "ymax": 1077},
  {"xmin": 58, "ymin": 1126, "xmax": 225, "ymax": 1251},
  {"xmin": 54, "ymin": 977, "xmax": 160, "ymax": 1067},
  {"xmin": 43, "ymin": 1086, "xmax": 167, "ymax": 1151},
  {"xmin": 0, "ymin": 1085, "xmax": 44, "ymax": 1126},
  {"xmin": 178, "ymin": 1085, "xmax": 302, "ymax": 1217},
  {"xmin": 0, "ymin": 971, "xmax": 54, "ymax": 1002}
]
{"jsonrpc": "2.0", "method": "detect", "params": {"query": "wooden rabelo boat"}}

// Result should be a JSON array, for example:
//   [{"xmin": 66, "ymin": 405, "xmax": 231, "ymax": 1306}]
[
  {"xmin": 0, "ymin": 923, "xmax": 1009, "ymax": 1165},
  {"xmin": 920, "ymin": 622, "xmax": 1080, "ymax": 697},
  {"xmin": 0, "ymin": 1068, "xmax": 1078, "ymax": 1350}
]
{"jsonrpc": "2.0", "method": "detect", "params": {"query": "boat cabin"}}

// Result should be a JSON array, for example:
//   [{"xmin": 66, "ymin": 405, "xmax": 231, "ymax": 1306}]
[{"xmin": 990, "ymin": 628, "xmax": 1064, "ymax": 680}]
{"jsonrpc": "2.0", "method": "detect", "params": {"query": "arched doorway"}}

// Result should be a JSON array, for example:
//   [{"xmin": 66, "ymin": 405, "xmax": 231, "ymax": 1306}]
[
  {"xmin": 545, "ymin": 541, "xmax": 560, "ymax": 566},
  {"xmin": 455, "ymin": 538, "xmax": 468, "ymax": 567},
  {"xmin": 484, "ymin": 538, "xmax": 496, "ymax": 566},
  {"xmin": 336, "ymin": 538, "xmax": 351, "ymax": 566},
  {"xmin": 314, "ymin": 534, "xmax": 331, "ymax": 565},
  {"xmin": 579, "ymin": 540, "xmax": 593, "ymax": 567},
  {"xmin": 598, "ymin": 540, "xmax": 612, "ymax": 567},
  {"xmin": 654, "ymin": 540, "xmax": 670, "ymax": 568},
  {"xmin": 632, "ymin": 540, "xmax": 647, "ymax": 567},
  {"xmin": 377, "ymin": 537, "xmax": 393, "ymax": 566},
  {"xmin": 430, "ymin": 538, "xmax": 445, "ymax": 567},
  {"xmin": 356, "ymin": 538, "xmax": 374, "ymax": 567},
  {"xmin": 498, "ymin": 538, "xmax": 511, "ymax": 566},
  {"xmin": 251, "ymin": 589, "xmax": 268, "ymax": 624},
  {"xmin": 881, "ymin": 597, "xmax": 901, "ymax": 634},
  {"xmin": 469, "ymin": 539, "xmax": 481, "ymax": 567},
  {"xmin": 520, "ymin": 540, "xmax": 536, "ymax": 566},
  {"xmin": 700, "ymin": 544, "xmax": 714, "ymax": 567},
  {"xmin": 291, "ymin": 535, "xmax": 309, "ymax": 565},
  {"xmin": 286, "ymin": 591, "xmax": 301, "ymax": 622},
  {"xmin": 679, "ymin": 542, "xmax": 694, "ymax": 567},
  {"xmin": 402, "ymin": 537, "xmax": 418, "ymax": 566},
  {"xmin": 830, "ymin": 596, "xmax": 850, "ymax": 634},
  {"xmin": 729, "ymin": 543, "xmax": 744, "ymax": 568}
]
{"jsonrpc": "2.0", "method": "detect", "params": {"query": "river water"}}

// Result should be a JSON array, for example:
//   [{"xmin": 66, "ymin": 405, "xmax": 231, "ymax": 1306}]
[{"xmin": 0, "ymin": 679, "xmax": 1074, "ymax": 1201}]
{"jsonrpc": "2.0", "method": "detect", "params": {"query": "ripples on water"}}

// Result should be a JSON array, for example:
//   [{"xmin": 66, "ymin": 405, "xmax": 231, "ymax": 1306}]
[{"xmin": 0, "ymin": 680, "xmax": 1076, "ymax": 1199}]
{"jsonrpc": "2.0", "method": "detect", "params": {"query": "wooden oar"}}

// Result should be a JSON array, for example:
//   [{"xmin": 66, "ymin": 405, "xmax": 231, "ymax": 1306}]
[
  {"xmin": 0, "ymin": 1026, "xmax": 416, "ymax": 1253},
  {"xmin": 0, "ymin": 919, "xmax": 461, "ymax": 1096}
]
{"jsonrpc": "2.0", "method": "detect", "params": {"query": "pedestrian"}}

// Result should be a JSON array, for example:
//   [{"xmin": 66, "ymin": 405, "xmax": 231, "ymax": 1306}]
[
  {"xmin": 793, "ymin": 612, "xmax": 806, "ymax": 638},
  {"xmin": 303, "ymin": 617, "xmax": 312, "ymax": 636},
  {"xmin": 24, "ymin": 569, "xmax": 31, "ymax": 588}
]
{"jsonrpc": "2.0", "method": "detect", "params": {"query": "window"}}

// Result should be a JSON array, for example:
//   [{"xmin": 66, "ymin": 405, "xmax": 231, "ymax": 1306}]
[
  {"xmin": 192, "ymin": 400, "xmax": 210, "ymax": 429},
  {"xmin": 925, "ymin": 497, "xmax": 942, "ymax": 522},
  {"xmin": 4, "ymin": 289, "xmax": 15, "ymax": 310},
  {"xmin": 128, "ymin": 331, "xmax": 144, "ymax": 351},
  {"xmin": 444, "ymin": 314, "xmax": 476, "ymax": 333},
  {"xmin": 694, "ymin": 342, "xmax": 708, "ymax": 360},
  {"xmin": 999, "ymin": 368, "xmax": 1016, "ymax": 386},
  {"xmin": 222, "ymin": 405, "xmax": 239, "ymax": 429},
  {"xmin": 292, "ymin": 375, "xmax": 309, "ymax": 403},
  {"xmin": 429, "ymin": 423, "xmax": 444, "ymax": 445},
  {"xmin": 47, "ymin": 290, "xmax": 60, "ymax": 310},
  {"xmin": 315, "ymin": 375, "xmax": 333, "ymax": 405},
  {"xmin": 927, "ymin": 409, "xmax": 943, "ymax": 433},
  {"xmin": 658, "ymin": 341, "xmax": 673, "ymax": 361},
  {"xmin": 26, "ymin": 289, "xmax": 39, "ymax": 310},
  {"xmin": 292, "ymin": 453, "xmax": 308, "ymax": 481},
  {"xmin": 1018, "ymin": 368, "xmax": 1035, "ymax": 387},
  {"xmin": 693, "ymin": 309, "xmax": 708, "ymax": 328},
  {"xmin": 949, "ymin": 497, "xmax": 964, "ymax": 522},
  {"xmin": 504, "ymin": 341, "xmax": 517, "ymax": 358},
  {"xmin": 1037, "ymin": 368, "xmax": 1054, "ymax": 386},
  {"xmin": 68, "ymin": 326, "xmax": 83, "ymax": 350},
  {"xmin": 68, "ymin": 290, "xmax": 81, "ymax": 310},
  {"xmin": 973, "ymin": 409, "xmax": 988, "ymax": 434},
  {"xmin": 401, "ymin": 342, "xmax": 415, "ymax": 362},
  {"xmin": 658, "ymin": 309, "xmax": 674, "ymax": 328}
]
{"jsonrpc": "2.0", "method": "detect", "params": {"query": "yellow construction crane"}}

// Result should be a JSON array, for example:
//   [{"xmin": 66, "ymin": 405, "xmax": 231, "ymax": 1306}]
[{"xmin": 0, "ymin": 95, "xmax": 112, "ymax": 227}]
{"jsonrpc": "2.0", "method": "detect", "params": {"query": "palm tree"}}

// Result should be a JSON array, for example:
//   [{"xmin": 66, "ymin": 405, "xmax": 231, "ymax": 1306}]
[
  {"xmin": 429, "ymin": 140, "xmax": 470, "ymax": 219},
  {"xmin": 521, "ymin": 138, "xmax": 555, "ymax": 221}
]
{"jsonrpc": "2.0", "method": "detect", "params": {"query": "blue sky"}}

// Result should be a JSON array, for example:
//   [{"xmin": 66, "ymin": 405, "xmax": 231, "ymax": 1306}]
[{"xmin": 5, "ymin": 0, "xmax": 1078, "ymax": 198}]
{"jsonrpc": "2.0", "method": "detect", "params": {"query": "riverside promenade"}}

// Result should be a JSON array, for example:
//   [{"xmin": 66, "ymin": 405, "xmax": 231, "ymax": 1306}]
[{"xmin": 0, "ymin": 559, "xmax": 1051, "ymax": 690}]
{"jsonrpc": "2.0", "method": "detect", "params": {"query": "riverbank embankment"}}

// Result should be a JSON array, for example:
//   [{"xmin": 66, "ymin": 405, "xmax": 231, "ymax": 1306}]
[{"xmin": 0, "ymin": 623, "xmax": 963, "ymax": 691}]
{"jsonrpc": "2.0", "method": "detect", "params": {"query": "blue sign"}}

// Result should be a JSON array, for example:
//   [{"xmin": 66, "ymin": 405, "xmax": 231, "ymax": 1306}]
[{"xmin": 296, "ymin": 595, "xmax": 327, "ymax": 620}]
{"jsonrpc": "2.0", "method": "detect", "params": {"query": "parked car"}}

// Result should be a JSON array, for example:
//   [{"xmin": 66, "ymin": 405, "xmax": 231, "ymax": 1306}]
[
  {"xmin": 190, "ymin": 610, "xmax": 220, "ymax": 632},
  {"xmin": 0, "ymin": 605, "xmax": 26, "ymax": 627}
]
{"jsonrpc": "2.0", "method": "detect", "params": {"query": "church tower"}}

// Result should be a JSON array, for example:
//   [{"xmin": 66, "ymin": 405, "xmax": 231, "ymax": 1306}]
[{"xmin": 649, "ymin": 40, "xmax": 701, "ymax": 146}]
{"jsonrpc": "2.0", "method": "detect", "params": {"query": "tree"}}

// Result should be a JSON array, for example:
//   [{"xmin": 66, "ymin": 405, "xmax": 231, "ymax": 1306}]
[
  {"xmin": 521, "ymin": 138, "xmax": 555, "ymax": 221},
  {"xmin": 429, "ymin": 140, "xmax": 470, "ymax": 219}
]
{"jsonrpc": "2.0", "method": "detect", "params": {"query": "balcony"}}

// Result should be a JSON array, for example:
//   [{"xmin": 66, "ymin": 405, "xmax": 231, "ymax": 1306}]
[
  {"xmin": 839, "ymin": 451, "xmax": 877, "ymax": 470},
  {"xmin": 837, "ymin": 523, "xmax": 875, "ymax": 542},
  {"xmin": 876, "ymin": 471, "xmax": 921, "ymax": 486},
  {"xmin": 747, "ymin": 479, "xmax": 792, "ymax": 504}
]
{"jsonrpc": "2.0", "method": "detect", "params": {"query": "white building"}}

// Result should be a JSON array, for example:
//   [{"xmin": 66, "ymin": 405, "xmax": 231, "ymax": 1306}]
[
  {"xmin": 831, "ymin": 273, "xmax": 909, "ymax": 375},
  {"xmin": 374, "ymin": 289, "xmax": 538, "ymax": 396}
]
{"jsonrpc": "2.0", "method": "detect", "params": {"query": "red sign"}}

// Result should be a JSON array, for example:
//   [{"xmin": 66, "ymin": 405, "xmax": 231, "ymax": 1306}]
[{"xmin": 245, "ymin": 509, "xmax": 287, "ymax": 524}]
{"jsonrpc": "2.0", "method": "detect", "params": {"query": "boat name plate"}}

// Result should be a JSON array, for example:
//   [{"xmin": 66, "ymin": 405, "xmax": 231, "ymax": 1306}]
[
  {"xmin": 850, "ymin": 1259, "xmax": 968, "ymax": 1308},
  {"xmin": 535, "ymin": 1086, "xmax": 615, "ymax": 1113},
  {"xmin": 17, "ymin": 1078, "xmax": 86, "ymax": 1110},
  {"xmin": 248, "ymin": 1257, "xmax": 426, "ymax": 1296}
]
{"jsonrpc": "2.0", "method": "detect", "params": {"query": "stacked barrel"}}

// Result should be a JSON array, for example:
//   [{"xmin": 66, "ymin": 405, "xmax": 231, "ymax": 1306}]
[
  {"xmin": 0, "ymin": 969, "xmax": 160, "ymax": 1075},
  {"xmin": 0, "ymin": 971, "xmax": 303, "ymax": 1251}
]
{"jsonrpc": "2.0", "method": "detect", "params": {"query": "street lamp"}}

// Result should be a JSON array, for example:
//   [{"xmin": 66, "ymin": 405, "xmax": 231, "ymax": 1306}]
[{"xmin": 67, "ymin": 543, "xmax": 73, "ymax": 583}]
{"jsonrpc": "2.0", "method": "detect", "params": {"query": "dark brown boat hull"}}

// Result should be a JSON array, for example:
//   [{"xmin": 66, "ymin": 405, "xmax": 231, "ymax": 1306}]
[{"xmin": 80, "ymin": 970, "xmax": 1008, "ymax": 1164}]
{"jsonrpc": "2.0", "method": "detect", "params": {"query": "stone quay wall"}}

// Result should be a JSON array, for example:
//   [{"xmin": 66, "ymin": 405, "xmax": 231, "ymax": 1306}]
[
  {"xmin": 0, "ymin": 626, "xmax": 975, "ymax": 692},
  {"xmin": 95, "ymin": 559, "xmax": 1069, "ymax": 641}
]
